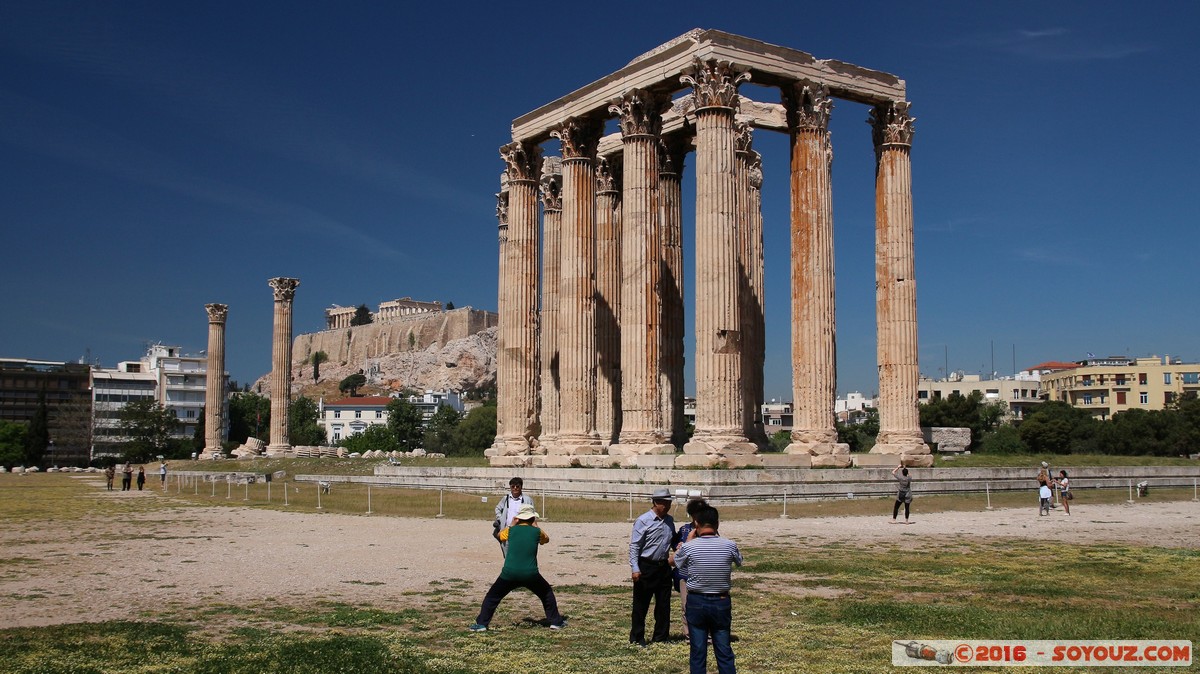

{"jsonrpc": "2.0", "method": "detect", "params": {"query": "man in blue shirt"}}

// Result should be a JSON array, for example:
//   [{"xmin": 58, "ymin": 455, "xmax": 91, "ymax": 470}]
[
  {"xmin": 628, "ymin": 487, "xmax": 676, "ymax": 646},
  {"xmin": 672, "ymin": 505, "xmax": 742, "ymax": 674}
]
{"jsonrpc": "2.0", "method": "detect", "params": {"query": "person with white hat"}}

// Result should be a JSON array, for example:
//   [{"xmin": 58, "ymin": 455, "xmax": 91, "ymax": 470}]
[
  {"xmin": 628, "ymin": 487, "xmax": 676, "ymax": 646},
  {"xmin": 469, "ymin": 503, "xmax": 565, "ymax": 632}
]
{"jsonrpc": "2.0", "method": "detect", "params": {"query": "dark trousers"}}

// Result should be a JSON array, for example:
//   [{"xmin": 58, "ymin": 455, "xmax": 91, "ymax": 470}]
[
  {"xmin": 893, "ymin": 500, "xmax": 910, "ymax": 519},
  {"xmin": 687, "ymin": 593, "xmax": 735, "ymax": 674},
  {"xmin": 630, "ymin": 557, "xmax": 672, "ymax": 643},
  {"xmin": 474, "ymin": 574, "xmax": 562, "ymax": 627},
  {"xmin": 122, "ymin": 476, "xmax": 131, "ymax": 491}
]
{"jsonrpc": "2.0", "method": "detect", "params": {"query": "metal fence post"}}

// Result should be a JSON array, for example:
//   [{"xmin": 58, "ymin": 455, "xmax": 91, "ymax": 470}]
[
  {"xmin": 436, "ymin": 488, "xmax": 445, "ymax": 518},
  {"xmin": 780, "ymin": 492, "xmax": 788, "ymax": 519},
  {"xmin": 367, "ymin": 486, "xmax": 373, "ymax": 514},
  {"xmin": 986, "ymin": 482, "xmax": 993, "ymax": 511}
]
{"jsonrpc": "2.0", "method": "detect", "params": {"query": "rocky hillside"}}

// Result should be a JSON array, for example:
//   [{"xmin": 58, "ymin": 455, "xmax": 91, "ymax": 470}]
[{"xmin": 253, "ymin": 308, "xmax": 498, "ymax": 398}]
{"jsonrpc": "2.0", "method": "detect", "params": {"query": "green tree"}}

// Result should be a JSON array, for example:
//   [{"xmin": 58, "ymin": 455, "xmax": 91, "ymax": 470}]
[
  {"xmin": 1166, "ymin": 392, "xmax": 1200, "ymax": 456},
  {"xmin": 350, "ymin": 304, "xmax": 373, "ymax": 326},
  {"xmin": 307, "ymin": 351, "xmax": 329, "ymax": 383},
  {"xmin": 767, "ymin": 430, "xmax": 790, "ymax": 453},
  {"xmin": 117, "ymin": 400, "xmax": 180, "ymax": 462},
  {"xmin": 452, "ymin": 402, "xmax": 496, "ymax": 456},
  {"xmin": 339, "ymin": 373, "xmax": 367, "ymax": 397},
  {"xmin": 288, "ymin": 396, "xmax": 327, "ymax": 446},
  {"xmin": 1018, "ymin": 401, "xmax": 1098, "ymax": 455},
  {"xmin": 0, "ymin": 420, "xmax": 28, "ymax": 466},
  {"xmin": 339, "ymin": 425, "xmax": 399, "ymax": 454},
  {"xmin": 228, "ymin": 391, "xmax": 270, "ymax": 443},
  {"xmin": 919, "ymin": 391, "xmax": 1005, "ymax": 450},
  {"xmin": 386, "ymin": 398, "xmax": 424, "ymax": 451},
  {"xmin": 836, "ymin": 408, "xmax": 879, "ymax": 453},
  {"xmin": 445, "ymin": 301, "xmax": 455, "ymax": 310},
  {"xmin": 24, "ymin": 391, "xmax": 51, "ymax": 466},
  {"xmin": 978, "ymin": 424, "xmax": 1027, "ymax": 454},
  {"xmin": 423, "ymin": 404, "xmax": 462, "ymax": 454}
]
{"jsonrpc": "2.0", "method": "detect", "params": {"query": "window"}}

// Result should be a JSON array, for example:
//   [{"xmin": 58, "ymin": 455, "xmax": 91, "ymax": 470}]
[
  {"xmin": 1139, "ymin": 373, "xmax": 1147, "ymax": 385},
  {"xmin": 1116, "ymin": 391, "xmax": 1127, "ymax": 405},
  {"xmin": 186, "ymin": 410, "xmax": 196, "ymax": 418},
  {"xmin": 1115, "ymin": 375, "xmax": 1126, "ymax": 386},
  {"xmin": 1164, "ymin": 373, "xmax": 1172, "ymax": 385},
  {"xmin": 769, "ymin": 418, "xmax": 782, "ymax": 426},
  {"xmin": 375, "ymin": 411, "xmax": 383, "ymax": 419},
  {"xmin": 1139, "ymin": 392, "xmax": 1148, "ymax": 405},
  {"xmin": 334, "ymin": 410, "xmax": 341, "ymax": 419},
  {"xmin": 1183, "ymin": 373, "xmax": 1200, "ymax": 385},
  {"xmin": 1081, "ymin": 379, "xmax": 1093, "ymax": 387},
  {"xmin": 918, "ymin": 390, "xmax": 928, "ymax": 400},
  {"xmin": 355, "ymin": 411, "xmax": 362, "ymax": 419},
  {"xmin": 1099, "ymin": 394, "xmax": 1106, "ymax": 404},
  {"xmin": 1012, "ymin": 389, "xmax": 1020, "ymax": 399},
  {"xmin": 1083, "ymin": 394, "xmax": 1093, "ymax": 405}
]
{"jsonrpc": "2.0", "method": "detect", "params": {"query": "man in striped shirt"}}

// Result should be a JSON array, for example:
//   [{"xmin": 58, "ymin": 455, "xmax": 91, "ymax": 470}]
[{"xmin": 671, "ymin": 505, "xmax": 742, "ymax": 674}]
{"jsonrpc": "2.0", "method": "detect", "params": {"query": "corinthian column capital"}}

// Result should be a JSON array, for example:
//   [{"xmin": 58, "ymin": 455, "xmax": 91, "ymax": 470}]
[
  {"xmin": 205, "ymin": 303, "xmax": 229, "ymax": 324},
  {"xmin": 551, "ymin": 117, "xmax": 603, "ymax": 160},
  {"xmin": 500, "ymin": 140, "xmax": 543, "ymax": 182},
  {"xmin": 609, "ymin": 88, "xmax": 666, "ymax": 138},
  {"xmin": 540, "ymin": 156, "xmax": 563, "ymax": 211},
  {"xmin": 595, "ymin": 156, "xmax": 620, "ymax": 194},
  {"xmin": 748, "ymin": 151, "xmax": 763, "ymax": 191},
  {"xmin": 734, "ymin": 121, "xmax": 754, "ymax": 155},
  {"xmin": 784, "ymin": 79, "xmax": 834, "ymax": 132},
  {"xmin": 869, "ymin": 100, "xmax": 915, "ymax": 148},
  {"xmin": 268, "ymin": 277, "xmax": 299, "ymax": 302},
  {"xmin": 681, "ymin": 59, "xmax": 750, "ymax": 111},
  {"xmin": 657, "ymin": 134, "xmax": 690, "ymax": 178}
]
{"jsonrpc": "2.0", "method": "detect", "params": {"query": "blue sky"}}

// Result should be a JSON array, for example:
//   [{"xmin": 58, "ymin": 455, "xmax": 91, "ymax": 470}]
[{"xmin": 2, "ymin": 1, "xmax": 1197, "ymax": 400}]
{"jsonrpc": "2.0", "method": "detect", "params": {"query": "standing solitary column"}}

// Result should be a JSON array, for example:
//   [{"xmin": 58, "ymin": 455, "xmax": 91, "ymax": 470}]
[
  {"xmin": 734, "ymin": 123, "xmax": 764, "ymax": 445},
  {"xmin": 491, "ymin": 175, "xmax": 510, "ymax": 445},
  {"xmin": 658, "ymin": 135, "xmax": 688, "ymax": 448},
  {"xmin": 785, "ymin": 81, "xmax": 848, "ymax": 464},
  {"xmin": 538, "ymin": 158, "xmax": 563, "ymax": 450},
  {"xmin": 594, "ymin": 156, "xmax": 622, "ymax": 445},
  {"xmin": 266, "ymin": 277, "xmax": 299, "ymax": 454},
  {"xmin": 681, "ymin": 59, "xmax": 756, "ymax": 464},
  {"xmin": 491, "ymin": 141, "xmax": 541, "ymax": 459},
  {"xmin": 610, "ymin": 89, "xmax": 673, "ymax": 457},
  {"xmin": 869, "ymin": 101, "xmax": 929, "ymax": 463},
  {"xmin": 548, "ymin": 117, "xmax": 604, "ymax": 456},
  {"xmin": 202, "ymin": 303, "xmax": 228, "ymax": 458}
]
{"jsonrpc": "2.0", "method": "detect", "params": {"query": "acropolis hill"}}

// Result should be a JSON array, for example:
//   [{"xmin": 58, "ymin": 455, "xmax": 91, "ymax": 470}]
[{"xmin": 253, "ymin": 307, "xmax": 498, "ymax": 398}]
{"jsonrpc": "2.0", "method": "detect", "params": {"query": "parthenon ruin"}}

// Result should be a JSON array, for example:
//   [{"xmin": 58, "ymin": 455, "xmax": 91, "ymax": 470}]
[{"xmin": 490, "ymin": 29, "xmax": 930, "ymax": 469}]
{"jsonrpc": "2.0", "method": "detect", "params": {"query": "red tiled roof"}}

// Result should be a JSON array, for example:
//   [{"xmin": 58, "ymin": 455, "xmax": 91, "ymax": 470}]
[
  {"xmin": 1027, "ymin": 361, "xmax": 1079, "ymax": 372},
  {"xmin": 325, "ymin": 396, "xmax": 392, "ymax": 406}
]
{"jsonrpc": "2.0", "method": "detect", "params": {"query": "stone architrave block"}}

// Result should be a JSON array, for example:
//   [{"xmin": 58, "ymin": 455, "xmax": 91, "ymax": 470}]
[
  {"xmin": 812, "ymin": 454, "xmax": 853, "ymax": 468},
  {"xmin": 922, "ymin": 426, "xmax": 970, "ymax": 453},
  {"xmin": 575, "ymin": 455, "xmax": 618, "ymax": 468},
  {"xmin": 904, "ymin": 454, "xmax": 934, "ymax": 468},
  {"xmin": 630, "ymin": 454, "xmax": 677, "ymax": 469},
  {"xmin": 674, "ymin": 454, "xmax": 721, "ymax": 468},
  {"xmin": 722, "ymin": 454, "xmax": 763, "ymax": 469},
  {"xmin": 760, "ymin": 453, "xmax": 812, "ymax": 468},
  {"xmin": 535, "ymin": 455, "xmax": 577, "ymax": 468},
  {"xmin": 850, "ymin": 453, "xmax": 899, "ymax": 468}
]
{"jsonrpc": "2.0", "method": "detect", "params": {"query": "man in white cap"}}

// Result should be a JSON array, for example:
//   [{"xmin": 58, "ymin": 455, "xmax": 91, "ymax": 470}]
[
  {"xmin": 469, "ymin": 503, "xmax": 565, "ymax": 632},
  {"xmin": 628, "ymin": 487, "xmax": 676, "ymax": 646}
]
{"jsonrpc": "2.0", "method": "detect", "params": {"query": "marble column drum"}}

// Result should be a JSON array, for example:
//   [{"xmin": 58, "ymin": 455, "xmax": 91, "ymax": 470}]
[
  {"xmin": 609, "ymin": 89, "xmax": 673, "ymax": 457},
  {"xmin": 266, "ymin": 277, "xmax": 298, "ymax": 454},
  {"xmin": 490, "ymin": 141, "xmax": 541, "ymax": 460},
  {"xmin": 538, "ymin": 158, "xmax": 563, "ymax": 450},
  {"xmin": 202, "ymin": 303, "xmax": 228, "ymax": 457},
  {"xmin": 657, "ymin": 136, "xmax": 688, "ymax": 448},
  {"xmin": 594, "ymin": 156, "xmax": 622, "ymax": 446},
  {"xmin": 869, "ymin": 101, "xmax": 929, "ymax": 464},
  {"xmin": 784, "ymin": 81, "xmax": 849, "ymax": 465},
  {"xmin": 547, "ymin": 117, "xmax": 604, "ymax": 456},
  {"xmin": 680, "ymin": 59, "xmax": 756, "ymax": 465}
]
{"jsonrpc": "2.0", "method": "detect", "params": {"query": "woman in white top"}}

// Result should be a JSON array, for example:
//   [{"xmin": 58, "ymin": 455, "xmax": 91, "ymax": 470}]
[{"xmin": 1056, "ymin": 470, "xmax": 1071, "ymax": 515}]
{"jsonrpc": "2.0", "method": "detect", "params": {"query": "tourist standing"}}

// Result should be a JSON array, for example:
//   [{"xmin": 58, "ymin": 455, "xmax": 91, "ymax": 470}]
[
  {"xmin": 121, "ymin": 463, "xmax": 133, "ymax": 491},
  {"xmin": 1056, "ymin": 470, "xmax": 1072, "ymax": 515},
  {"xmin": 159, "ymin": 460, "xmax": 168, "ymax": 489},
  {"xmin": 672, "ymin": 505, "xmax": 743, "ymax": 674},
  {"xmin": 493, "ymin": 477, "xmax": 534, "ymax": 558},
  {"xmin": 104, "ymin": 464, "xmax": 115, "ymax": 491},
  {"xmin": 674, "ymin": 498, "xmax": 707, "ymax": 640},
  {"xmin": 629, "ymin": 488, "xmax": 676, "ymax": 646},
  {"xmin": 469, "ymin": 504, "xmax": 565, "ymax": 632},
  {"xmin": 891, "ymin": 463, "xmax": 913, "ymax": 524},
  {"xmin": 136, "ymin": 466, "xmax": 145, "ymax": 491}
]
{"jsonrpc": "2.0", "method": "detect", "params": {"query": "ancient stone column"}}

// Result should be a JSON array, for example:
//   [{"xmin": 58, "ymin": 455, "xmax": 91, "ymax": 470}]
[
  {"xmin": 538, "ymin": 158, "xmax": 563, "ymax": 450},
  {"xmin": 658, "ymin": 135, "xmax": 688, "ymax": 448},
  {"xmin": 202, "ymin": 303, "xmax": 228, "ymax": 457},
  {"xmin": 608, "ymin": 89, "xmax": 673, "ymax": 458},
  {"xmin": 267, "ymin": 277, "xmax": 299, "ymax": 454},
  {"xmin": 492, "ymin": 175, "xmax": 510, "ymax": 443},
  {"xmin": 680, "ymin": 59, "xmax": 756, "ymax": 465},
  {"xmin": 869, "ymin": 101, "xmax": 929, "ymax": 464},
  {"xmin": 490, "ymin": 142, "xmax": 541, "ymax": 460},
  {"xmin": 784, "ymin": 81, "xmax": 848, "ymax": 465},
  {"xmin": 734, "ymin": 123, "xmax": 764, "ymax": 445},
  {"xmin": 748, "ymin": 149, "xmax": 766, "ymax": 445},
  {"xmin": 594, "ymin": 156, "xmax": 622, "ymax": 445},
  {"xmin": 548, "ymin": 117, "xmax": 604, "ymax": 457}
]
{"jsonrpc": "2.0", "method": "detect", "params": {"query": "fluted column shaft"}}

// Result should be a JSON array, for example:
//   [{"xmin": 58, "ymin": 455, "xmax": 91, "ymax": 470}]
[
  {"xmin": 494, "ymin": 181, "xmax": 509, "ymax": 442},
  {"xmin": 551, "ymin": 118, "xmax": 603, "ymax": 452},
  {"xmin": 612, "ymin": 90, "xmax": 668, "ymax": 448},
  {"xmin": 493, "ymin": 142, "xmax": 541, "ymax": 455},
  {"xmin": 686, "ymin": 61, "xmax": 750, "ymax": 447},
  {"xmin": 733, "ymin": 124, "xmax": 761, "ymax": 442},
  {"xmin": 870, "ymin": 102, "xmax": 926, "ymax": 455},
  {"xmin": 658, "ymin": 138, "xmax": 687, "ymax": 447},
  {"xmin": 539, "ymin": 159, "xmax": 563, "ymax": 446},
  {"xmin": 594, "ymin": 157, "xmax": 621, "ymax": 444},
  {"xmin": 267, "ymin": 278, "xmax": 298, "ymax": 452},
  {"xmin": 786, "ymin": 82, "xmax": 844, "ymax": 452},
  {"xmin": 203, "ymin": 304, "xmax": 228, "ymax": 455},
  {"xmin": 747, "ymin": 151, "xmax": 766, "ymax": 443}
]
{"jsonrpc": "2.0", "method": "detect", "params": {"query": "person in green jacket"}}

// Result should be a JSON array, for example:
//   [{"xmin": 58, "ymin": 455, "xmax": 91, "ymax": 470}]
[{"xmin": 469, "ymin": 504, "xmax": 566, "ymax": 632}]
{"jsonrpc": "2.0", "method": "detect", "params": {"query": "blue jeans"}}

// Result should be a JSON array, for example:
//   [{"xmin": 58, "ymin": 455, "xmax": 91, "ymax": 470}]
[{"xmin": 685, "ymin": 593, "xmax": 735, "ymax": 674}]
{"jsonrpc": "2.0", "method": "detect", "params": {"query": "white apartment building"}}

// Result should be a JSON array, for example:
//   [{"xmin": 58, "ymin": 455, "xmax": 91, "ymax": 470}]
[
  {"xmin": 320, "ymin": 396, "xmax": 391, "ymax": 443},
  {"xmin": 916, "ymin": 370, "xmax": 1042, "ymax": 420},
  {"xmin": 397, "ymin": 390, "xmax": 464, "ymax": 421}
]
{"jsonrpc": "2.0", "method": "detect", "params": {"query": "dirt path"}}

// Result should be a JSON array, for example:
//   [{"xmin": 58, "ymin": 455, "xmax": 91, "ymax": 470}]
[{"xmin": 1, "ymin": 480, "xmax": 1195, "ymax": 629}]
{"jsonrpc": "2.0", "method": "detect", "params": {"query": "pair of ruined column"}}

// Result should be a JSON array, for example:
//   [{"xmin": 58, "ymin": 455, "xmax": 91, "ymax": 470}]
[{"xmin": 492, "ymin": 60, "xmax": 925, "ymax": 465}]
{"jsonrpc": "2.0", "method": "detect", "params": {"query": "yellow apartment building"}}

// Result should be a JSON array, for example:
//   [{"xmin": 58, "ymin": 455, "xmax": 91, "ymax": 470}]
[{"xmin": 1038, "ymin": 355, "xmax": 1200, "ymax": 419}]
